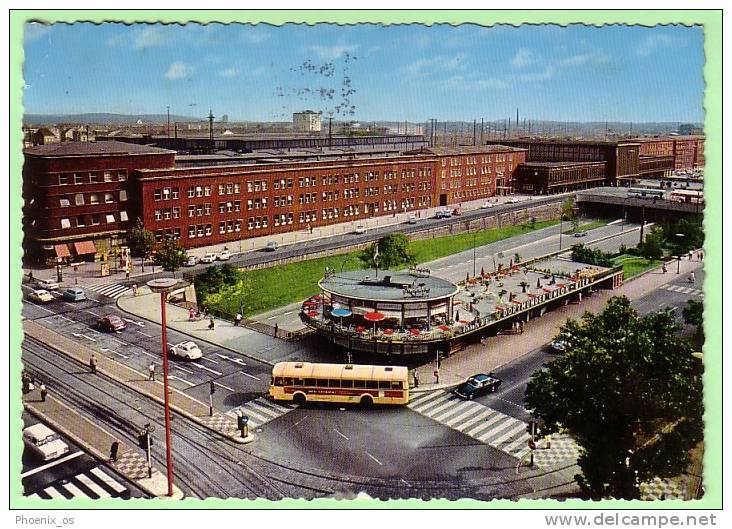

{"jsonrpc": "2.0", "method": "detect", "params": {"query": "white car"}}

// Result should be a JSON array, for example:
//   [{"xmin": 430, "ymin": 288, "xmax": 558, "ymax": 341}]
[
  {"xmin": 201, "ymin": 253, "xmax": 217, "ymax": 264},
  {"xmin": 184, "ymin": 255, "xmax": 199, "ymax": 267},
  {"xmin": 406, "ymin": 214, "xmax": 418, "ymax": 224},
  {"xmin": 354, "ymin": 225, "xmax": 367, "ymax": 234},
  {"xmin": 167, "ymin": 341, "xmax": 203, "ymax": 360},
  {"xmin": 480, "ymin": 202, "xmax": 494, "ymax": 209},
  {"xmin": 27, "ymin": 289, "xmax": 55, "ymax": 303},
  {"xmin": 507, "ymin": 197, "xmax": 520, "ymax": 204},
  {"xmin": 23, "ymin": 424, "xmax": 70, "ymax": 462},
  {"xmin": 36, "ymin": 278, "xmax": 60, "ymax": 291},
  {"xmin": 217, "ymin": 250, "xmax": 232, "ymax": 261}
]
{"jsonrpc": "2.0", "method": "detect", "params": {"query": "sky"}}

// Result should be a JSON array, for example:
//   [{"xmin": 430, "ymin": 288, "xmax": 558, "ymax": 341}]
[{"xmin": 22, "ymin": 22, "xmax": 705, "ymax": 123}]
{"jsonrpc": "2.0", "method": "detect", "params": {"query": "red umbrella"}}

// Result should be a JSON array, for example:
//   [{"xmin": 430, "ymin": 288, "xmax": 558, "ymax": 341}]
[
  {"xmin": 312, "ymin": 294, "xmax": 323, "ymax": 300},
  {"xmin": 307, "ymin": 310, "xmax": 319, "ymax": 317},
  {"xmin": 303, "ymin": 300, "xmax": 318, "ymax": 307},
  {"xmin": 409, "ymin": 328, "xmax": 421, "ymax": 336},
  {"xmin": 355, "ymin": 325, "xmax": 365, "ymax": 333},
  {"xmin": 364, "ymin": 311, "xmax": 385, "ymax": 333},
  {"xmin": 438, "ymin": 325, "xmax": 450, "ymax": 331},
  {"xmin": 383, "ymin": 328, "xmax": 394, "ymax": 335}
]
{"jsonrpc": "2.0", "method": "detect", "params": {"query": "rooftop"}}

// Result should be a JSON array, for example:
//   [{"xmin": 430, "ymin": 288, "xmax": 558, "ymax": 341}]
[
  {"xmin": 407, "ymin": 145, "xmax": 526, "ymax": 156},
  {"xmin": 520, "ymin": 160, "xmax": 607, "ymax": 168},
  {"xmin": 24, "ymin": 140, "xmax": 175, "ymax": 157},
  {"xmin": 319, "ymin": 270, "xmax": 459, "ymax": 303}
]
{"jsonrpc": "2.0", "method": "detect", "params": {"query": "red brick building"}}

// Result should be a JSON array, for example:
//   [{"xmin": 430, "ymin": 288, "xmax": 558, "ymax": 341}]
[
  {"xmin": 633, "ymin": 135, "xmax": 705, "ymax": 171},
  {"xmin": 514, "ymin": 161, "xmax": 607, "ymax": 195},
  {"xmin": 23, "ymin": 141, "xmax": 175, "ymax": 263}
]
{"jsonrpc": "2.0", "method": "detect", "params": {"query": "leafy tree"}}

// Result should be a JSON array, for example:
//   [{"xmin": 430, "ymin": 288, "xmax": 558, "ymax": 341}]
[
  {"xmin": 571, "ymin": 216, "xmax": 581, "ymax": 233},
  {"xmin": 561, "ymin": 198, "xmax": 576, "ymax": 222},
  {"xmin": 571, "ymin": 244, "xmax": 614, "ymax": 267},
  {"xmin": 661, "ymin": 216, "xmax": 704, "ymax": 255},
  {"xmin": 127, "ymin": 218, "xmax": 156, "ymax": 272},
  {"xmin": 153, "ymin": 236, "xmax": 187, "ymax": 272},
  {"xmin": 359, "ymin": 233, "xmax": 415, "ymax": 270},
  {"xmin": 682, "ymin": 299, "xmax": 704, "ymax": 343},
  {"xmin": 525, "ymin": 297, "xmax": 703, "ymax": 500},
  {"xmin": 638, "ymin": 226, "xmax": 665, "ymax": 260}
]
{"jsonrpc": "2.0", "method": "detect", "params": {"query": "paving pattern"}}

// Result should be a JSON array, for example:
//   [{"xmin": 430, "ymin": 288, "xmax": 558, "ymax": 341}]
[
  {"xmin": 26, "ymin": 465, "xmax": 129, "ymax": 500},
  {"xmin": 225, "ymin": 397, "xmax": 296, "ymax": 430},
  {"xmin": 639, "ymin": 477, "xmax": 686, "ymax": 501},
  {"xmin": 88, "ymin": 282, "xmax": 132, "ymax": 300},
  {"xmin": 660, "ymin": 283, "xmax": 703, "ymax": 298}
]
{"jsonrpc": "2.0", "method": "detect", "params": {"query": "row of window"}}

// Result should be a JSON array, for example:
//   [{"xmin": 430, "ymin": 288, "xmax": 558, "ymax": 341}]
[
  {"xmin": 452, "ymin": 189, "xmax": 488, "ymax": 200},
  {"xmin": 299, "ymin": 193, "xmax": 317, "ymax": 205},
  {"xmin": 155, "ymin": 228, "xmax": 181, "ymax": 242},
  {"xmin": 156, "ymin": 183, "xmax": 240, "ymax": 201},
  {"xmin": 56, "ymin": 170, "xmax": 127, "ymax": 186},
  {"xmin": 442, "ymin": 154, "xmax": 512, "ymax": 167},
  {"xmin": 59, "ymin": 211, "xmax": 127, "ymax": 229},
  {"xmin": 59, "ymin": 190, "xmax": 127, "ymax": 207}
]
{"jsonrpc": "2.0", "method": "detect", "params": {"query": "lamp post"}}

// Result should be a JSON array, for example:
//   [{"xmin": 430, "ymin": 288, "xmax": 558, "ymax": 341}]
[
  {"xmin": 675, "ymin": 233, "xmax": 685, "ymax": 274},
  {"xmin": 559, "ymin": 214, "xmax": 564, "ymax": 251},
  {"xmin": 472, "ymin": 230, "xmax": 477, "ymax": 279},
  {"xmin": 146, "ymin": 277, "xmax": 187, "ymax": 497}
]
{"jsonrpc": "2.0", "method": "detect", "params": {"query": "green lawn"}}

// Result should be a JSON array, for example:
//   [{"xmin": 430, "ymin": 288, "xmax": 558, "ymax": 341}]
[
  {"xmin": 612, "ymin": 254, "xmax": 662, "ymax": 279},
  {"xmin": 204, "ymin": 219, "xmax": 560, "ymax": 317},
  {"xmin": 562, "ymin": 219, "xmax": 609, "ymax": 234}
]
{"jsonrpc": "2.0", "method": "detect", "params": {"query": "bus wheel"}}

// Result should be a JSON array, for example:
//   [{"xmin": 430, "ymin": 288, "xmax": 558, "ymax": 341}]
[
  {"xmin": 293, "ymin": 393, "xmax": 306, "ymax": 406},
  {"xmin": 360, "ymin": 395, "xmax": 374, "ymax": 408}
]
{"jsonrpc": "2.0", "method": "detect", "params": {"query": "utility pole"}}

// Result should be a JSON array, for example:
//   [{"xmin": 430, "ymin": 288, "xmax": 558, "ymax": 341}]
[
  {"xmin": 166, "ymin": 106, "xmax": 170, "ymax": 137},
  {"xmin": 328, "ymin": 116, "xmax": 333, "ymax": 148},
  {"xmin": 473, "ymin": 119, "xmax": 477, "ymax": 146},
  {"xmin": 480, "ymin": 118, "xmax": 484, "ymax": 144}
]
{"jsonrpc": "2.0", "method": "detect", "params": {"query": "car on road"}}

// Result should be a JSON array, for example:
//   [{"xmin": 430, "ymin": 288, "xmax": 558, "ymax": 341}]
[
  {"xmin": 480, "ymin": 202, "xmax": 494, "ymax": 209},
  {"xmin": 549, "ymin": 332, "xmax": 573, "ymax": 353},
  {"xmin": 217, "ymin": 250, "xmax": 232, "ymax": 261},
  {"xmin": 406, "ymin": 214, "xmax": 418, "ymax": 224},
  {"xmin": 264, "ymin": 241, "xmax": 279, "ymax": 252},
  {"xmin": 354, "ymin": 225, "xmax": 367, "ymax": 234},
  {"xmin": 36, "ymin": 278, "xmax": 60, "ymax": 291},
  {"xmin": 23, "ymin": 424, "xmax": 70, "ymax": 462},
  {"xmin": 434, "ymin": 208, "xmax": 452, "ymax": 219},
  {"xmin": 184, "ymin": 255, "xmax": 199, "ymax": 267},
  {"xmin": 452, "ymin": 373, "xmax": 502, "ymax": 400},
  {"xmin": 573, "ymin": 231, "xmax": 588, "ymax": 238},
  {"xmin": 201, "ymin": 253, "xmax": 217, "ymax": 264},
  {"xmin": 26, "ymin": 289, "xmax": 54, "ymax": 303},
  {"xmin": 507, "ymin": 197, "xmax": 520, "ymax": 204},
  {"xmin": 62, "ymin": 287, "xmax": 86, "ymax": 302},
  {"xmin": 167, "ymin": 341, "xmax": 203, "ymax": 360},
  {"xmin": 95, "ymin": 314, "xmax": 127, "ymax": 333},
  {"xmin": 452, "ymin": 208, "xmax": 462, "ymax": 216}
]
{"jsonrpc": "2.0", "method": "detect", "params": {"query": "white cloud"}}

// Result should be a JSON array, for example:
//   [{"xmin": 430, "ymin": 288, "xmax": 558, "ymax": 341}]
[
  {"xmin": 309, "ymin": 44, "xmax": 358, "ymax": 61},
  {"xmin": 24, "ymin": 23, "xmax": 51, "ymax": 42},
  {"xmin": 559, "ymin": 51, "xmax": 611, "ymax": 68},
  {"xmin": 518, "ymin": 65, "xmax": 556, "ymax": 82},
  {"xmin": 406, "ymin": 54, "xmax": 466, "ymax": 78},
  {"xmin": 165, "ymin": 61, "xmax": 194, "ymax": 80},
  {"xmin": 635, "ymin": 34, "xmax": 674, "ymax": 57},
  {"xmin": 219, "ymin": 67, "xmax": 241, "ymax": 78},
  {"xmin": 511, "ymin": 48, "xmax": 535, "ymax": 69},
  {"xmin": 241, "ymin": 26, "xmax": 271, "ymax": 44},
  {"xmin": 134, "ymin": 26, "xmax": 169, "ymax": 51}
]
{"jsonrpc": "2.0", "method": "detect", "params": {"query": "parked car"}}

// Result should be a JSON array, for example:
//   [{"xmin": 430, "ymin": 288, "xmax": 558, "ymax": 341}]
[
  {"xmin": 167, "ymin": 341, "xmax": 203, "ymax": 361},
  {"xmin": 549, "ymin": 332, "xmax": 573, "ymax": 353},
  {"xmin": 201, "ymin": 253, "xmax": 217, "ymax": 264},
  {"xmin": 434, "ymin": 208, "xmax": 452, "ymax": 219},
  {"xmin": 354, "ymin": 225, "xmax": 367, "ymax": 234},
  {"xmin": 95, "ymin": 314, "xmax": 127, "ymax": 333},
  {"xmin": 406, "ymin": 214, "xmax": 418, "ymax": 224},
  {"xmin": 217, "ymin": 250, "xmax": 232, "ymax": 261},
  {"xmin": 264, "ymin": 241, "xmax": 279, "ymax": 252},
  {"xmin": 480, "ymin": 202, "xmax": 494, "ymax": 209},
  {"xmin": 574, "ymin": 231, "xmax": 588, "ymax": 238},
  {"xmin": 36, "ymin": 278, "xmax": 60, "ymax": 291},
  {"xmin": 26, "ymin": 289, "xmax": 54, "ymax": 303},
  {"xmin": 62, "ymin": 287, "xmax": 86, "ymax": 302},
  {"xmin": 23, "ymin": 424, "xmax": 70, "ymax": 462},
  {"xmin": 452, "ymin": 373, "xmax": 502, "ymax": 400},
  {"xmin": 507, "ymin": 197, "xmax": 520, "ymax": 204},
  {"xmin": 184, "ymin": 255, "xmax": 199, "ymax": 267}
]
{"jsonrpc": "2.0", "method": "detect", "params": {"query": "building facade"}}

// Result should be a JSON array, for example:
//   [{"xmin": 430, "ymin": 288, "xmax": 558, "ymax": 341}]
[
  {"xmin": 22, "ymin": 141, "xmax": 176, "ymax": 263},
  {"xmin": 514, "ymin": 161, "xmax": 607, "ymax": 195},
  {"xmin": 633, "ymin": 135, "xmax": 705, "ymax": 172},
  {"xmin": 292, "ymin": 111, "xmax": 323, "ymax": 132}
]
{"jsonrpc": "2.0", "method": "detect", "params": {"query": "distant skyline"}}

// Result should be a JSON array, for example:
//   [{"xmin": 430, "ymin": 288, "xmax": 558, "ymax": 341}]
[{"xmin": 23, "ymin": 23, "xmax": 705, "ymax": 123}]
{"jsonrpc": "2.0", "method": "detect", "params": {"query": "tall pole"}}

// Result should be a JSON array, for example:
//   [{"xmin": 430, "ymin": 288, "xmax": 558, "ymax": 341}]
[
  {"xmin": 559, "ymin": 215, "xmax": 564, "ymax": 251},
  {"xmin": 167, "ymin": 106, "xmax": 170, "ymax": 137},
  {"xmin": 473, "ymin": 231, "xmax": 477, "ymax": 278},
  {"xmin": 160, "ymin": 292, "xmax": 174, "ymax": 497}
]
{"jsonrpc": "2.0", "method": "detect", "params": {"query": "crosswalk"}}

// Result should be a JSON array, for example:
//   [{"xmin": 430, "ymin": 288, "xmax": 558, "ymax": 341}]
[
  {"xmin": 408, "ymin": 391, "xmax": 531, "ymax": 460},
  {"xmin": 25, "ymin": 466, "xmax": 128, "ymax": 500},
  {"xmin": 88, "ymin": 283, "xmax": 132, "ymax": 300},
  {"xmin": 225, "ymin": 397, "xmax": 296, "ymax": 429},
  {"xmin": 661, "ymin": 283, "xmax": 703, "ymax": 297}
]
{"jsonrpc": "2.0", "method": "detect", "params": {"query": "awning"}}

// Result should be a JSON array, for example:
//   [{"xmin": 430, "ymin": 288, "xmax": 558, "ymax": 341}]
[
  {"xmin": 73, "ymin": 241, "xmax": 97, "ymax": 255},
  {"xmin": 54, "ymin": 244, "xmax": 71, "ymax": 258}
]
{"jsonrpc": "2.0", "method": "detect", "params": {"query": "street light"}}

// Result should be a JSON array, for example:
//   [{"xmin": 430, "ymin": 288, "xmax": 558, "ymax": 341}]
[
  {"xmin": 675, "ymin": 233, "xmax": 685, "ymax": 274},
  {"xmin": 146, "ymin": 277, "xmax": 187, "ymax": 497},
  {"xmin": 472, "ymin": 230, "xmax": 477, "ymax": 278}
]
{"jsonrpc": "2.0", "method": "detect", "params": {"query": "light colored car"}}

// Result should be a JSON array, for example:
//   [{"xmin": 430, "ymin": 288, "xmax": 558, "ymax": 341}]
[
  {"xmin": 507, "ymin": 197, "xmax": 520, "ymax": 204},
  {"xmin": 23, "ymin": 424, "xmax": 70, "ymax": 462},
  {"xmin": 217, "ymin": 250, "xmax": 232, "ymax": 261},
  {"xmin": 184, "ymin": 255, "xmax": 199, "ymax": 267},
  {"xmin": 434, "ymin": 208, "xmax": 452, "ymax": 219},
  {"xmin": 62, "ymin": 287, "xmax": 86, "ymax": 302},
  {"xmin": 406, "ymin": 214, "xmax": 418, "ymax": 224},
  {"xmin": 27, "ymin": 289, "xmax": 54, "ymax": 303},
  {"xmin": 167, "ymin": 341, "xmax": 203, "ymax": 360},
  {"xmin": 574, "ymin": 231, "xmax": 588, "ymax": 238},
  {"xmin": 480, "ymin": 202, "xmax": 494, "ymax": 209},
  {"xmin": 36, "ymin": 278, "xmax": 60, "ymax": 291},
  {"xmin": 354, "ymin": 225, "xmax": 367, "ymax": 235},
  {"xmin": 201, "ymin": 253, "xmax": 217, "ymax": 264},
  {"xmin": 264, "ymin": 241, "xmax": 278, "ymax": 252}
]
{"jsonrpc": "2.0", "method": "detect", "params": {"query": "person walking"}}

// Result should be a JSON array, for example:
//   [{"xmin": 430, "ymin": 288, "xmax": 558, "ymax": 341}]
[
  {"xmin": 39, "ymin": 383, "xmax": 47, "ymax": 402},
  {"xmin": 208, "ymin": 315, "xmax": 215, "ymax": 331},
  {"xmin": 125, "ymin": 269, "xmax": 130, "ymax": 280},
  {"xmin": 234, "ymin": 313, "xmax": 242, "ymax": 327},
  {"xmin": 189, "ymin": 307, "xmax": 195, "ymax": 321},
  {"xmin": 274, "ymin": 322, "xmax": 279, "ymax": 337},
  {"xmin": 132, "ymin": 283, "xmax": 138, "ymax": 296},
  {"xmin": 148, "ymin": 363, "xmax": 156, "ymax": 381},
  {"xmin": 662, "ymin": 262, "xmax": 668, "ymax": 273},
  {"xmin": 688, "ymin": 272, "xmax": 696, "ymax": 284},
  {"xmin": 89, "ymin": 354, "xmax": 98, "ymax": 374}
]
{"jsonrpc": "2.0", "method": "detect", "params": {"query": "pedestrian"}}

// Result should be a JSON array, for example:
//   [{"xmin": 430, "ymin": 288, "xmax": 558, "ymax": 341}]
[
  {"xmin": 203, "ymin": 306, "xmax": 209, "ymax": 317},
  {"xmin": 234, "ymin": 313, "xmax": 242, "ymax": 327},
  {"xmin": 209, "ymin": 315, "xmax": 215, "ymax": 331},
  {"xmin": 274, "ymin": 322, "xmax": 279, "ymax": 337},
  {"xmin": 662, "ymin": 263, "xmax": 668, "ymax": 273},
  {"xmin": 148, "ymin": 363, "xmax": 155, "ymax": 381},
  {"xmin": 22, "ymin": 373, "xmax": 30, "ymax": 394},
  {"xmin": 189, "ymin": 308, "xmax": 195, "ymax": 321},
  {"xmin": 28, "ymin": 270, "xmax": 34, "ymax": 282},
  {"xmin": 413, "ymin": 371, "xmax": 419, "ymax": 388},
  {"xmin": 132, "ymin": 283, "xmax": 138, "ymax": 296},
  {"xmin": 125, "ymin": 269, "xmax": 130, "ymax": 280},
  {"xmin": 519, "ymin": 321, "xmax": 525, "ymax": 334},
  {"xmin": 688, "ymin": 272, "xmax": 696, "ymax": 284},
  {"xmin": 39, "ymin": 383, "xmax": 47, "ymax": 402},
  {"xmin": 688, "ymin": 251, "xmax": 693, "ymax": 261},
  {"xmin": 90, "ymin": 354, "xmax": 97, "ymax": 374}
]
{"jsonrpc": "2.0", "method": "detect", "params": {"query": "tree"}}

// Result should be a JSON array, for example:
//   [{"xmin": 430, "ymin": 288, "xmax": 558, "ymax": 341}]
[
  {"xmin": 359, "ymin": 233, "xmax": 415, "ymax": 271},
  {"xmin": 561, "ymin": 198, "xmax": 576, "ymax": 222},
  {"xmin": 638, "ymin": 226, "xmax": 664, "ymax": 260},
  {"xmin": 127, "ymin": 218, "xmax": 156, "ymax": 272},
  {"xmin": 525, "ymin": 297, "xmax": 703, "ymax": 500},
  {"xmin": 153, "ymin": 236, "xmax": 187, "ymax": 272},
  {"xmin": 682, "ymin": 299, "xmax": 704, "ymax": 344},
  {"xmin": 661, "ymin": 216, "xmax": 704, "ymax": 255}
]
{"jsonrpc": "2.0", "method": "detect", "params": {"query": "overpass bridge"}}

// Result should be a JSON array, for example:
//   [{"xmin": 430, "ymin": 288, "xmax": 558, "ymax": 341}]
[{"xmin": 576, "ymin": 188, "xmax": 703, "ymax": 223}]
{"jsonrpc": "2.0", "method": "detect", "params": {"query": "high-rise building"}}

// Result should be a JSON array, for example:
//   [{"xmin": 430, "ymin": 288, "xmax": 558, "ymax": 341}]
[{"xmin": 293, "ymin": 110, "xmax": 322, "ymax": 132}]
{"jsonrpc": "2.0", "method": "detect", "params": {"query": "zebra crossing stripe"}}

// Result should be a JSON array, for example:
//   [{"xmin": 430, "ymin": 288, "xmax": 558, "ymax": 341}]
[
  {"xmin": 247, "ymin": 401, "xmax": 283, "ymax": 419},
  {"xmin": 488, "ymin": 421, "xmax": 528, "ymax": 447},
  {"xmin": 464, "ymin": 410, "xmax": 504, "ymax": 436},
  {"xmin": 253, "ymin": 399, "xmax": 295, "ymax": 415},
  {"xmin": 27, "ymin": 493, "xmax": 41, "ymax": 499},
  {"xmin": 227, "ymin": 408, "xmax": 265, "ymax": 426},
  {"xmin": 423, "ymin": 396, "xmax": 461, "ymax": 418},
  {"xmin": 61, "ymin": 482, "xmax": 86, "ymax": 497},
  {"xmin": 503, "ymin": 434, "xmax": 531, "ymax": 455},
  {"xmin": 457, "ymin": 409, "xmax": 496, "ymax": 433},
  {"xmin": 432, "ymin": 401, "xmax": 476, "ymax": 422},
  {"xmin": 408, "ymin": 390, "xmax": 445, "ymax": 408},
  {"xmin": 410, "ymin": 392, "xmax": 453, "ymax": 413},
  {"xmin": 474, "ymin": 416, "xmax": 517, "ymax": 442},
  {"xmin": 76, "ymin": 473, "xmax": 111, "ymax": 498},
  {"xmin": 444, "ymin": 405, "xmax": 487, "ymax": 427},
  {"xmin": 89, "ymin": 468, "xmax": 127, "ymax": 494},
  {"xmin": 43, "ymin": 486, "xmax": 64, "ymax": 499}
]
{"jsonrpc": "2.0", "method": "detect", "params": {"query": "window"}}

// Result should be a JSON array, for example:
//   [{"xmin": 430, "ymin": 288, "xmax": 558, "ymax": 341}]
[
  {"xmin": 77, "ymin": 216, "xmax": 86, "ymax": 227},
  {"xmin": 204, "ymin": 203, "xmax": 211, "ymax": 215},
  {"xmin": 204, "ymin": 186, "xmax": 211, "ymax": 196},
  {"xmin": 172, "ymin": 188, "xmax": 179, "ymax": 199},
  {"xmin": 219, "ymin": 222, "xmax": 226, "ymax": 234},
  {"xmin": 74, "ymin": 173, "xmax": 84, "ymax": 185},
  {"xmin": 106, "ymin": 214, "xmax": 116, "ymax": 223},
  {"xmin": 59, "ymin": 197, "xmax": 70, "ymax": 207},
  {"xmin": 154, "ymin": 189, "xmax": 162, "ymax": 201},
  {"xmin": 188, "ymin": 205, "xmax": 196, "ymax": 217},
  {"xmin": 155, "ymin": 210, "xmax": 162, "ymax": 221},
  {"xmin": 104, "ymin": 171, "xmax": 113, "ymax": 183},
  {"xmin": 58, "ymin": 174, "xmax": 68, "ymax": 185},
  {"xmin": 195, "ymin": 186, "xmax": 203, "ymax": 197},
  {"xmin": 234, "ymin": 183, "xmax": 241, "ymax": 193},
  {"xmin": 75, "ymin": 194, "xmax": 85, "ymax": 206},
  {"xmin": 60, "ymin": 218, "xmax": 71, "ymax": 229},
  {"xmin": 162, "ymin": 188, "xmax": 171, "ymax": 200},
  {"xmin": 90, "ymin": 214, "xmax": 100, "ymax": 225},
  {"xmin": 119, "ymin": 190, "xmax": 128, "ymax": 201},
  {"xmin": 104, "ymin": 193, "xmax": 114, "ymax": 203},
  {"xmin": 89, "ymin": 172, "xmax": 100, "ymax": 183},
  {"xmin": 118, "ymin": 170, "xmax": 127, "ymax": 181},
  {"xmin": 219, "ymin": 184, "xmax": 226, "ymax": 195},
  {"xmin": 205, "ymin": 224, "xmax": 212, "ymax": 236},
  {"xmin": 188, "ymin": 225, "xmax": 196, "ymax": 238},
  {"xmin": 188, "ymin": 187, "xmax": 196, "ymax": 198},
  {"xmin": 120, "ymin": 211, "xmax": 128, "ymax": 222}
]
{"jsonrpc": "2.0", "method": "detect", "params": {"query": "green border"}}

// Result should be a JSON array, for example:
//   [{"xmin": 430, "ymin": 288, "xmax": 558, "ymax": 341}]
[{"xmin": 9, "ymin": 10, "xmax": 722, "ymax": 510}]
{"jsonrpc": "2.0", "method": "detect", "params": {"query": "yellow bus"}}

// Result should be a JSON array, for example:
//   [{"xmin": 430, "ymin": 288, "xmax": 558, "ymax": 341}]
[{"xmin": 268, "ymin": 361, "xmax": 409, "ymax": 406}]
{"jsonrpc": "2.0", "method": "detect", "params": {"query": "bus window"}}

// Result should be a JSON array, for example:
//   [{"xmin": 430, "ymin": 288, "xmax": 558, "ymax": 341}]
[
  {"xmin": 293, "ymin": 378, "xmax": 304, "ymax": 386},
  {"xmin": 284, "ymin": 377, "xmax": 293, "ymax": 386},
  {"xmin": 316, "ymin": 379, "xmax": 329, "ymax": 387},
  {"xmin": 341, "ymin": 379, "xmax": 353, "ymax": 388},
  {"xmin": 391, "ymin": 380, "xmax": 403, "ymax": 390},
  {"xmin": 365, "ymin": 380, "xmax": 378, "ymax": 389},
  {"xmin": 353, "ymin": 379, "xmax": 366, "ymax": 389},
  {"xmin": 328, "ymin": 379, "xmax": 341, "ymax": 388},
  {"xmin": 304, "ymin": 378, "xmax": 316, "ymax": 386},
  {"xmin": 274, "ymin": 377, "xmax": 284, "ymax": 386},
  {"xmin": 378, "ymin": 380, "xmax": 391, "ymax": 389}
]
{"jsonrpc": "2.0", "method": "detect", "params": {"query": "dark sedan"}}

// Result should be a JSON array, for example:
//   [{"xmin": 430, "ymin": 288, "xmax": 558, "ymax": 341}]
[
  {"xmin": 95, "ymin": 314, "xmax": 127, "ymax": 332},
  {"xmin": 452, "ymin": 373, "xmax": 502, "ymax": 400}
]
